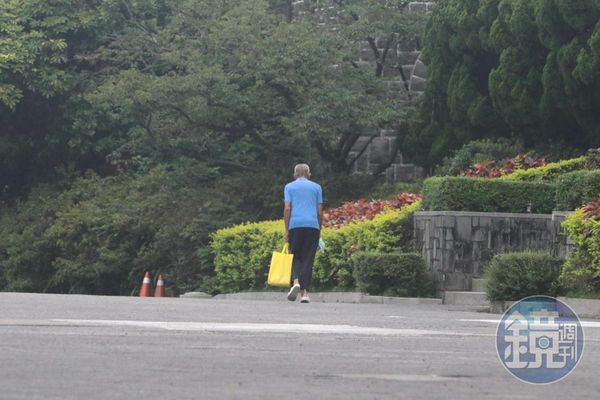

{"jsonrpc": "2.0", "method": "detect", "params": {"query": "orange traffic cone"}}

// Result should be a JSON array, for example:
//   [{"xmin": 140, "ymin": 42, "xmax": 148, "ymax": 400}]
[
  {"xmin": 154, "ymin": 274, "xmax": 165, "ymax": 297},
  {"xmin": 139, "ymin": 272, "xmax": 153, "ymax": 297}
]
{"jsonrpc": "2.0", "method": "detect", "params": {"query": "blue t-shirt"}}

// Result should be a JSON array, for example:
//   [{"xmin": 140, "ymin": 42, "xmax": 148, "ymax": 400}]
[{"xmin": 284, "ymin": 178, "xmax": 323, "ymax": 230}]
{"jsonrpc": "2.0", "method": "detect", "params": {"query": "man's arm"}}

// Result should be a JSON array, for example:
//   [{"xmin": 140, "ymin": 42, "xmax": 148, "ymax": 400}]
[
  {"xmin": 284, "ymin": 201, "xmax": 292, "ymax": 242},
  {"xmin": 317, "ymin": 185, "xmax": 323, "ymax": 229},
  {"xmin": 317, "ymin": 203, "xmax": 323, "ymax": 229}
]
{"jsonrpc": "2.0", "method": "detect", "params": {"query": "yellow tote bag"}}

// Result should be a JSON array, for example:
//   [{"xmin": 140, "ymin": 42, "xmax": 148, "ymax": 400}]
[{"xmin": 267, "ymin": 243, "xmax": 293, "ymax": 287}]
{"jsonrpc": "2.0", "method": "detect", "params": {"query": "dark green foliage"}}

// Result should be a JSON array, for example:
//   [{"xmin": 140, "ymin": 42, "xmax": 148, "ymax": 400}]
[
  {"xmin": 555, "ymin": 170, "xmax": 600, "ymax": 210},
  {"xmin": 436, "ymin": 139, "xmax": 524, "ymax": 176},
  {"xmin": 561, "ymin": 210, "xmax": 600, "ymax": 297},
  {"xmin": 422, "ymin": 177, "xmax": 556, "ymax": 213},
  {"xmin": 0, "ymin": 0, "xmax": 428, "ymax": 294},
  {"xmin": 501, "ymin": 156, "xmax": 587, "ymax": 182},
  {"xmin": 352, "ymin": 252, "xmax": 433, "ymax": 297},
  {"xmin": 420, "ymin": 0, "xmax": 600, "ymax": 167},
  {"xmin": 485, "ymin": 251, "xmax": 563, "ymax": 302},
  {"xmin": 369, "ymin": 181, "xmax": 424, "ymax": 200},
  {"xmin": 0, "ymin": 163, "xmax": 283, "ymax": 295},
  {"xmin": 320, "ymin": 174, "xmax": 381, "ymax": 207},
  {"xmin": 0, "ymin": 0, "xmax": 418, "ymax": 192},
  {"xmin": 0, "ymin": 0, "xmax": 125, "ymax": 194},
  {"xmin": 268, "ymin": 0, "xmax": 292, "ymax": 19}
]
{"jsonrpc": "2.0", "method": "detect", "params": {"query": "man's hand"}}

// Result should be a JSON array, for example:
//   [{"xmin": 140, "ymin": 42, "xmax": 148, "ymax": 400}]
[{"xmin": 284, "ymin": 230, "xmax": 289, "ymax": 243}]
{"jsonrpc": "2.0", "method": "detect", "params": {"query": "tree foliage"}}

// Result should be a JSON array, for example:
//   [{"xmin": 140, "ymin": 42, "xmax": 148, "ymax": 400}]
[
  {"xmin": 0, "ymin": 0, "xmax": 427, "ymax": 294},
  {"xmin": 420, "ymin": 0, "xmax": 600, "ymax": 166}
]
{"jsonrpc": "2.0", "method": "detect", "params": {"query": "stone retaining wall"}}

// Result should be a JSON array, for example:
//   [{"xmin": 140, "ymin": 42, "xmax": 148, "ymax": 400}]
[{"xmin": 414, "ymin": 211, "xmax": 574, "ymax": 292}]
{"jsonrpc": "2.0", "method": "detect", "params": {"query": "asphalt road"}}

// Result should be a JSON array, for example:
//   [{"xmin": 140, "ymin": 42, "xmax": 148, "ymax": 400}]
[{"xmin": 0, "ymin": 293, "xmax": 598, "ymax": 400}]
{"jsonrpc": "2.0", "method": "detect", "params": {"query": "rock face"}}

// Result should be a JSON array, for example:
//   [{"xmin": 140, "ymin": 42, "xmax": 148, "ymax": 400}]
[{"xmin": 291, "ymin": 1, "xmax": 434, "ymax": 182}]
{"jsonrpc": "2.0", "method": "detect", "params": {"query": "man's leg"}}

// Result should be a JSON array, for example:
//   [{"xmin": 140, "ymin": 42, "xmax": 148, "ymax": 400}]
[
  {"xmin": 288, "ymin": 228, "xmax": 303, "ymax": 286},
  {"xmin": 287, "ymin": 229, "xmax": 303, "ymax": 301},
  {"xmin": 297, "ymin": 228, "xmax": 319, "ymax": 295}
]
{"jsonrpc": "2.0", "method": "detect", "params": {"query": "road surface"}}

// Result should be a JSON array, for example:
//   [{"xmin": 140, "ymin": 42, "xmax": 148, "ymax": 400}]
[{"xmin": 0, "ymin": 293, "xmax": 598, "ymax": 399}]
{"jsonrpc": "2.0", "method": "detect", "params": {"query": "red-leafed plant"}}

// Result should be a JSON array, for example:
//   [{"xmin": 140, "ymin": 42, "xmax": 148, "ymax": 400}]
[
  {"xmin": 322, "ymin": 192, "xmax": 422, "ymax": 228},
  {"xmin": 582, "ymin": 198, "xmax": 600, "ymax": 220},
  {"xmin": 465, "ymin": 154, "xmax": 546, "ymax": 178}
]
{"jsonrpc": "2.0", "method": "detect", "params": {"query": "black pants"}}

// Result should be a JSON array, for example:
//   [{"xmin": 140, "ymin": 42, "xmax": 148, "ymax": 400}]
[{"xmin": 288, "ymin": 228, "xmax": 320, "ymax": 290}]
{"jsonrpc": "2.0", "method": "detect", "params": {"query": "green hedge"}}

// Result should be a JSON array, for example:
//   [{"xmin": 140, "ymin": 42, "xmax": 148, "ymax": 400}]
[
  {"xmin": 500, "ymin": 156, "xmax": 586, "ymax": 182},
  {"xmin": 211, "ymin": 201, "xmax": 422, "ymax": 293},
  {"xmin": 485, "ymin": 251, "xmax": 563, "ymax": 302},
  {"xmin": 555, "ymin": 170, "xmax": 600, "ymax": 210},
  {"xmin": 422, "ymin": 177, "xmax": 556, "ymax": 213},
  {"xmin": 561, "ymin": 210, "xmax": 600, "ymax": 296},
  {"xmin": 352, "ymin": 252, "xmax": 433, "ymax": 297}
]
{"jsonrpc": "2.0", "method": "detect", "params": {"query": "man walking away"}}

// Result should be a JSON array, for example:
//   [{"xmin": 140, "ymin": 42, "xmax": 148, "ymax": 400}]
[{"xmin": 283, "ymin": 163, "xmax": 323, "ymax": 303}]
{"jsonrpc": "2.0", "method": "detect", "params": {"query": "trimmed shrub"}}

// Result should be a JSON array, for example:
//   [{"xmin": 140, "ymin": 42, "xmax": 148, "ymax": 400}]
[
  {"xmin": 211, "ymin": 201, "xmax": 422, "ymax": 293},
  {"xmin": 211, "ymin": 220, "xmax": 283, "ymax": 293},
  {"xmin": 485, "ymin": 251, "xmax": 564, "ymax": 302},
  {"xmin": 352, "ymin": 252, "xmax": 433, "ymax": 297},
  {"xmin": 501, "ymin": 156, "xmax": 586, "ymax": 182},
  {"xmin": 555, "ymin": 170, "xmax": 600, "ymax": 210},
  {"xmin": 316, "ymin": 201, "xmax": 421, "ymax": 289},
  {"xmin": 560, "ymin": 209, "xmax": 600, "ymax": 296},
  {"xmin": 422, "ymin": 177, "xmax": 556, "ymax": 213},
  {"xmin": 435, "ymin": 138, "xmax": 524, "ymax": 176}
]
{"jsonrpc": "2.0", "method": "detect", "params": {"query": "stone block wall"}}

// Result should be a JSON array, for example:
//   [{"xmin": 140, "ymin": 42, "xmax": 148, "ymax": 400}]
[
  {"xmin": 414, "ymin": 211, "xmax": 574, "ymax": 292},
  {"xmin": 291, "ymin": 0, "xmax": 435, "ymax": 182},
  {"xmin": 347, "ymin": 130, "xmax": 425, "ymax": 181},
  {"xmin": 586, "ymin": 147, "xmax": 600, "ymax": 169}
]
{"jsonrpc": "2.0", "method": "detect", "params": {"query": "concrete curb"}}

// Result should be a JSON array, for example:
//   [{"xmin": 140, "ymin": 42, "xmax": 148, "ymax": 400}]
[
  {"xmin": 180, "ymin": 291, "xmax": 599, "ymax": 316},
  {"xmin": 443, "ymin": 291, "xmax": 488, "ymax": 307},
  {"xmin": 558, "ymin": 297, "xmax": 600, "ymax": 319},
  {"xmin": 180, "ymin": 292, "xmax": 212, "ymax": 299},
  {"xmin": 488, "ymin": 298, "xmax": 600, "ymax": 319},
  {"xmin": 192, "ymin": 291, "xmax": 441, "ymax": 305}
]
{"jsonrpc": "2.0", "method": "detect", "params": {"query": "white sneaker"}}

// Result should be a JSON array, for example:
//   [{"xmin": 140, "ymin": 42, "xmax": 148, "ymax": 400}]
[
  {"xmin": 287, "ymin": 284, "xmax": 300, "ymax": 301},
  {"xmin": 300, "ymin": 296, "xmax": 310, "ymax": 303}
]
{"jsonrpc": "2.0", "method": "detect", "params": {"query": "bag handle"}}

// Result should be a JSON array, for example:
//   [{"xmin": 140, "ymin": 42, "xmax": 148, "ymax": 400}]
[{"xmin": 282, "ymin": 243, "xmax": 289, "ymax": 253}]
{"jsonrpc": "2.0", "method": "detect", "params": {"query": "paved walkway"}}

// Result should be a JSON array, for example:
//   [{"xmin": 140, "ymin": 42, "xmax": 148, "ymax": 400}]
[{"xmin": 0, "ymin": 293, "xmax": 598, "ymax": 399}]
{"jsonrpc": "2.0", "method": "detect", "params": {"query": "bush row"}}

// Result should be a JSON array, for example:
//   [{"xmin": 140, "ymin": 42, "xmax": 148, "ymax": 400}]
[
  {"xmin": 555, "ymin": 170, "xmax": 600, "ymax": 210},
  {"xmin": 352, "ymin": 252, "xmax": 433, "ymax": 297},
  {"xmin": 560, "ymin": 210, "xmax": 600, "ymax": 296},
  {"xmin": 423, "ymin": 170, "xmax": 600, "ymax": 213},
  {"xmin": 211, "ymin": 201, "xmax": 422, "ymax": 293},
  {"xmin": 422, "ymin": 177, "xmax": 556, "ymax": 213},
  {"xmin": 500, "ymin": 156, "xmax": 586, "ymax": 182}
]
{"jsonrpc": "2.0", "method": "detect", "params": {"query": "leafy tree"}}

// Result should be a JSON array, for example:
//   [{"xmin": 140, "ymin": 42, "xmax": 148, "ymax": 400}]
[
  {"xmin": 300, "ymin": 0, "xmax": 429, "ymax": 170},
  {"xmin": 0, "ymin": 161, "xmax": 285, "ymax": 294},
  {"xmin": 0, "ymin": 0, "xmax": 131, "ymax": 194},
  {"xmin": 420, "ymin": 0, "xmax": 600, "ymax": 167},
  {"xmin": 0, "ymin": 0, "xmax": 430, "ymax": 294},
  {"xmin": 85, "ymin": 0, "xmax": 407, "ymax": 175}
]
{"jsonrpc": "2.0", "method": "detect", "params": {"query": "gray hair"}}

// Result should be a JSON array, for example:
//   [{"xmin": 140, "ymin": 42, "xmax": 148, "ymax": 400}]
[{"xmin": 294, "ymin": 163, "xmax": 310, "ymax": 177}]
